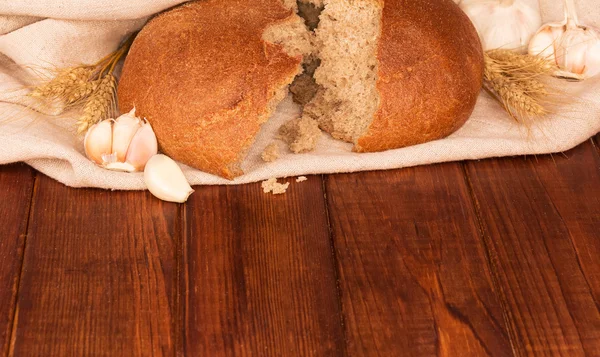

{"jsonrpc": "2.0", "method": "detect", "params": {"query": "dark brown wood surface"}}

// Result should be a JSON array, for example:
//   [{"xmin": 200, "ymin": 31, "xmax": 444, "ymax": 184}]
[
  {"xmin": 182, "ymin": 179, "xmax": 344, "ymax": 356},
  {"xmin": 0, "ymin": 164, "xmax": 34, "ymax": 356},
  {"xmin": 9, "ymin": 174, "xmax": 179, "ymax": 357},
  {"xmin": 324, "ymin": 164, "xmax": 512, "ymax": 357},
  {"xmin": 0, "ymin": 139, "xmax": 599, "ymax": 357},
  {"xmin": 466, "ymin": 142, "xmax": 600, "ymax": 357}
]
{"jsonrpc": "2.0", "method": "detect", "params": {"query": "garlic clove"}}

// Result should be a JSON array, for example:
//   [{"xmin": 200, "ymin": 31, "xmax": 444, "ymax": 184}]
[
  {"xmin": 124, "ymin": 120, "xmax": 158, "ymax": 172},
  {"xmin": 557, "ymin": 30, "xmax": 588, "ymax": 75},
  {"xmin": 586, "ymin": 42, "xmax": 600, "ymax": 78},
  {"xmin": 531, "ymin": 24, "xmax": 600, "ymax": 79},
  {"xmin": 84, "ymin": 119, "xmax": 114, "ymax": 166},
  {"xmin": 528, "ymin": 25, "xmax": 559, "ymax": 62},
  {"xmin": 111, "ymin": 109, "xmax": 141, "ymax": 162},
  {"xmin": 529, "ymin": 0, "xmax": 600, "ymax": 80},
  {"xmin": 144, "ymin": 154, "xmax": 194, "ymax": 203}
]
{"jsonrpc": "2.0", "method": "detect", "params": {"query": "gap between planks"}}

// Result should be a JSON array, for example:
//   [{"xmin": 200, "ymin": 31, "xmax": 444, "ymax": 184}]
[
  {"xmin": 323, "ymin": 163, "xmax": 513, "ymax": 356},
  {"xmin": 5, "ymin": 169, "xmax": 36, "ymax": 357},
  {"xmin": 459, "ymin": 162, "xmax": 521, "ymax": 357},
  {"xmin": 320, "ymin": 174, "xmax": 349, "ymax": 355},
  {"xmin": 175, "ymin": 202, "xmax": 186, "ymax": 357},
  {"xmin": 462, "ymin": 139, "xmax": 600, "ymax": 356}
]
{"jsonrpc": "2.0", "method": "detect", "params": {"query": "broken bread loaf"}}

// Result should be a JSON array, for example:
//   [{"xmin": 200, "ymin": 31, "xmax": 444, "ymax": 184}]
[
  {"xmin": 301, "ymin": 0, "xmax": 483, "ymax": 152},
  {"xmin": 118, "ymin": 0, "xmax": 312, "ymax": 179},
  {"xmin": 119, "ymin": 0, "xmax": 483, "ymax": 179}
]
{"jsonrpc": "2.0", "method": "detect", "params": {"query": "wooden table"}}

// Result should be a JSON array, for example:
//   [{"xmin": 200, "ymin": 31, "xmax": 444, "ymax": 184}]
[{"xmin": 1, "ymin": 136, "xmax": 599, "ymax": 357}]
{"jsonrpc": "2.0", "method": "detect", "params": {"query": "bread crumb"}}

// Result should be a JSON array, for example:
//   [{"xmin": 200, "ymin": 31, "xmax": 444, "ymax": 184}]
[
  {"xmin": 296, "ymin": 176, "xmax": 308, "ymax": 183},
  {"xmin": 261, "ymin": 178, "xmax": 290, "ymax": 195},
  {"xmin": 261, "ymin": 143, "xmax": 280, "ymax": 162},
  {"xmin": 279, "ymin": 117, "xmax": 321, "ymax": 153}
]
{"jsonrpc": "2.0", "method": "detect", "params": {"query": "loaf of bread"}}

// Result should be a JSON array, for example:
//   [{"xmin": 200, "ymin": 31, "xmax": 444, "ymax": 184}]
[
  {"xmin": 301, "ymin": 0, "xmax": 483, "ymax": 152},
  {"xmin": 118, "ymin": 0, "xmax": 311, "ymax": 179},
  {"xmin": 118, "ymin": 0, "xmax": 483, "ymax": 179}
]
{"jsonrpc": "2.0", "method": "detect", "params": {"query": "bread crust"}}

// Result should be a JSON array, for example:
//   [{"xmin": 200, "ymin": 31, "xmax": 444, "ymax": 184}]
[
  {"xmin": 356, "ymin": 0, "xmax": 484, "ymax": 152},
  {"xmin": 117, "ymin": 0, "xmax": 303, "ymax": 179}
]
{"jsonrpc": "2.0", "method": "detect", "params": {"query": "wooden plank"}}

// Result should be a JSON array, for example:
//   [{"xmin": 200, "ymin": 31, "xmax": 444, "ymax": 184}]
[
  {"xmin": 182, "ymin": 176, "xmax": 345, "ymax": 356},
  {"xmin": 324, "ymin": 164, "xmax": 513, "ymax": 356},
  {"xmin": 0, "ymin": 164, "xmax": 35, "ymax": 356},
  {"xmin": 465, "ymin": 141, "xmax": 600, "ymax": 356},
  {"xmin": 10, "ymin": 174, "xmax": 179, "ymax": 357}
]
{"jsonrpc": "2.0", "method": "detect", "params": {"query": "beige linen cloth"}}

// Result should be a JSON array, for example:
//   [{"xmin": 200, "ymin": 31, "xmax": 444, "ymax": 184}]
[{"xmin": 0, "ymin": 0, "xmax": 599, "ymax": 189}]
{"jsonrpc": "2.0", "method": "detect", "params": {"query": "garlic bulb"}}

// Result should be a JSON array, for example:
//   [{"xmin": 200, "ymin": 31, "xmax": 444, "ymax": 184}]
[
  {"xmin": 144, "ymin": 154, "xmax": 194, "ymax": 203},
  {"xmin": 529, "ymin": 0, "xmax": 600, "ymax": 80},
  {"xmin": 461, "ymin": 0, "xmax": 542, "ymax": 52},
  {"xmin": 84, "ymin": 108, "xmax": 158, "ymax": 172}
]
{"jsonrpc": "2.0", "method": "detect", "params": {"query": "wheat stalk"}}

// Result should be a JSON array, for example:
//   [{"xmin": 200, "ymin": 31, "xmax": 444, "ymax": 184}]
[
  {"xmin": 66, "ymin": 79, "xmax": 101, "ymax": 106},
  {"xmin": 484, "ymin": 49, "xmax": 558, "ymax": 123},
  {"xmin": 77, "ymin": 74, "xmax": 117, "ymax": 133},
  {"xmin": 486, "ymin": 49, "xmax": 555, "ymax": 74},
  {"xmin": 29, "ymin": 66, "xmax": 96, "ymax": 101},
  {"xmin": 26, "ymin": 33, "xmax": 135, "ymax": 133}
]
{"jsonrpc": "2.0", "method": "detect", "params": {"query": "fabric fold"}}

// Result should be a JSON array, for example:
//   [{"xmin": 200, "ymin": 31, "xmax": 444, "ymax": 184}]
[{"xmin": 1, "ymin": 0, "xmax": 599, "ymax": 189}]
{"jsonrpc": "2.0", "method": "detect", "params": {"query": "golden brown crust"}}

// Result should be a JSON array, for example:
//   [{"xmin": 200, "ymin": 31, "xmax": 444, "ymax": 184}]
[
  {"xmin": 356, "ymin": 0, "xmax": 484, "ymax": 152},
  {"xmin": 118, "ymin": 0, "xmax": 302, "ymax": 179}
]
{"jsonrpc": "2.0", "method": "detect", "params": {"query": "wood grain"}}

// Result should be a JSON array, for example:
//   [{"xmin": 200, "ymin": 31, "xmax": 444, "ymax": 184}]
[
  {"xmin": 0, "ymin": 164, "xmax": 35, "ymax": 356},
  {"xmin": 10, "ymin": 174, "xmax": 179, "ymax": 357},
  {"xmin": 465, "ymin": 141, "xmax": 600, "ymax": 356},
  {"xmin": 324, "ymin": 164, "xmax": 513, "ymax": 357},
  {"xmin": 182, "ymin": 176, "xmax": 345, "ymax": 356}
]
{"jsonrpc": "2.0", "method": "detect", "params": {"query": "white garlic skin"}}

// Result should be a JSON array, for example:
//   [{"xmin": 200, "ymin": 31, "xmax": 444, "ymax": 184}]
[
  {"xmin": 529, "ymin": 15, "xmax": 600, "ymax": 79},
  {"xmin": 461, "ymin": 0, "xmax": 542, "ymax": 52},
  {"xmin": 84, "ymin": 119, "xmax": 113, "ymax": 166},
  {"xmin": 144, "ymin": 154, "xmax": 194, "ymax": 203},
  {"xmin": 111, "ymin": 110, "xmax": 141, "ymax": 163},
  {"xmin": 84, "ymin": 108, "xmax": 158, "ymax": 172}
]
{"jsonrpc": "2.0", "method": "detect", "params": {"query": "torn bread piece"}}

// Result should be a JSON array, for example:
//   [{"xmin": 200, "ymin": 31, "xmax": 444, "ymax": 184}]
[
  {"xmin": 118, "ymin": 0, "xmax": 313, "ymax": 179},
  {"xmin": 279, "ymin": 117, "xmax": 321, "ymax": 153},
  {"xmin": 296, "ymin": 176, "xmax": 308, "ymax": 182},
  {"xmin": 300, "ymin": 0, "xmax": 483, "ymax": 152}
]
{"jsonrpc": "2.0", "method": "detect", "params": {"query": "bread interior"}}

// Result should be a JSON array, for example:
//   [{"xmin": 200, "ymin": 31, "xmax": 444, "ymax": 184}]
[
  {"xmin": 233, "ymin": 1, "xmax": 312, "ymax": 174},
  {"xmin": 297, "ymin": 0, "xmax": 322, "ymax": 30},
  {"xmin": 301, "ymin": 0, "xmax": 382, "ymax": 144},
  {"xmin": 244, "ymin": 0, "xmax": 383, "ymax": 173}
]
